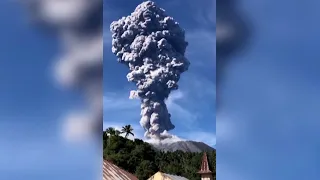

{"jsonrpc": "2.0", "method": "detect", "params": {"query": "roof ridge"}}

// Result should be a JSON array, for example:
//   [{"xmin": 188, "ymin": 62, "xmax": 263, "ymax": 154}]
[{"xmin": 103, "ymin": 160, "xmax": 138, "ymax": 180}]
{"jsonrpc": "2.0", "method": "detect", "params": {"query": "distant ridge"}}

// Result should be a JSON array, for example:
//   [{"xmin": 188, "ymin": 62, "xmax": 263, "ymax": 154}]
[{"xmin": 149, "ymin": 140, "xmax": 215, "ymax": 152}]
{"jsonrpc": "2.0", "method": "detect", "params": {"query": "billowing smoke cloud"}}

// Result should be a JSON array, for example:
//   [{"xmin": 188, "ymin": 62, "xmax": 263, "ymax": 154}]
[
  {"xmin": 20, "ymin": 0, "xmax": 103, "ymax": 142},
  {"xmin": 110, "ymin": 1, "xmax": 190, "ymax": 140}
]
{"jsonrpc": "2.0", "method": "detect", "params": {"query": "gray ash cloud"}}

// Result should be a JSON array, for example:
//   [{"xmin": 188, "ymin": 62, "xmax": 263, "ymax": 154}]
[{"xmin": 110, "ymin": 1, "xmax": 190, "ymax": 140}]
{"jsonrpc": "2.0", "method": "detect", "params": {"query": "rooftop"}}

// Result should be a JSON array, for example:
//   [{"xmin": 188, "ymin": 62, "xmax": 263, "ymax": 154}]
[{"xmin": 103, "ymin": 160, "xmax": 138, "ymax": 180}]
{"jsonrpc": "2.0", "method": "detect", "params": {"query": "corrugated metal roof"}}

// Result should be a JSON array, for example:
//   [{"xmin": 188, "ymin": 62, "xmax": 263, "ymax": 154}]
[
  {"xmin": 103, "ymin": 160, "xmax": 138, "ymax": 180},
  {"xmin": 148, "ymin": 172, "xmax": 189, "ymax": 180},
  {"xmin": 164, "ymin": 173, "xmax": 189, "ymax": 180}
]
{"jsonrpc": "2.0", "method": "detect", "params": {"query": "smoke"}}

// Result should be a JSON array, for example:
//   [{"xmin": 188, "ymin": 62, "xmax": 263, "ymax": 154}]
[
  {"xmin": 20, "ymin": 0, "xmax": 103, "ymax": 142},
  {"xmin": 145, "ymin": 133, "xmax": 184, "ymax": 145},
  {"xmin": 110, "ymin": 1, "xmax": 190, "ymax": 140}
]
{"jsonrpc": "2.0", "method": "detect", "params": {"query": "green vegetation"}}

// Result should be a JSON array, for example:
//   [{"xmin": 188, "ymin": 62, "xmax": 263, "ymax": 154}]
[{"xmin": 103, "ymin": 126, "xmax": 216, "ymax": 180}]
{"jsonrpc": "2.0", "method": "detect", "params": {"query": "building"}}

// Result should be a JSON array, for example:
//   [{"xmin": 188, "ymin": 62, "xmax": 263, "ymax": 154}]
[
  {"xmin": 103, "ymin": 160, "xmax": 138, "ymax": 180},
  {"xmin": 197, "ymin": 152, "xmax": 214, "ymax": 180},
  {"xmin": 148, "ymin": 172, "xmax": 189, "ymax": 180}
]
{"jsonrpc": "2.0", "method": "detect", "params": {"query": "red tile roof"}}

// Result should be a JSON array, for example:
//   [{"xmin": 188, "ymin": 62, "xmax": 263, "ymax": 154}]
[{"xmin": 103, "ymin": 160, "xmax": 138, "ymax": 180}]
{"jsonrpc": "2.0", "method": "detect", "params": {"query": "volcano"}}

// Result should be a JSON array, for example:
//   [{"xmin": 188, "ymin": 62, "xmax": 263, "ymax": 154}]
[{"xmin": 149, "ymin": 140, "xmax": 215, "ymax": 153}]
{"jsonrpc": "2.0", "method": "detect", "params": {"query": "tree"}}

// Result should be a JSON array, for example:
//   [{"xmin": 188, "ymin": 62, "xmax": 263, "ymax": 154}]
[
  {"xmin": 115, "ymin": 130, "xmax": 121, "ymax": 136},
  {"xmin": 135, "ymin": 160, "xmax": 158, "ymax": 180},
  {"xmin": 103, "ymin": 130, "xmax": 109, "ymax": 139},
  {"xmin": 105, "ymin": 127, "xmax": 121, "ymax": 146},
  {"xmin": 103, "ymin": 130, "xmax": 109, "ymax": 148},
  {"xmin": 121, "ymin": 125, "xmax": 134, "ymax": 138},
  {"xmin": 106, "ymin": 127, "xmax": 117, "ymax": 136}
]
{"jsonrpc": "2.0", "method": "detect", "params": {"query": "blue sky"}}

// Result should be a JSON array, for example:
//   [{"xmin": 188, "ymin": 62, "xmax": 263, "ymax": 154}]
[
  {"xmin": 103, "ymin": 0, "xmax": 216, "ymax": 146},
  {"xmin": 217, "ymin": 0, "xmax": 320, "ymax": 180}
]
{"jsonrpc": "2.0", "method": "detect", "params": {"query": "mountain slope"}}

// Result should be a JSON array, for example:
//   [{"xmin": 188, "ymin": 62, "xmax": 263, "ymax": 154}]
[{"xmin": 150, "ymin": 140, "xmax": 215, "ymax": 152}]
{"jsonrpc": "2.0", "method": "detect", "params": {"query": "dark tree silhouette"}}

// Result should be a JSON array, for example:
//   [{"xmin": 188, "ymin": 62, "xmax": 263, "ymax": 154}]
[
  {"xmin": 121, "ymin": 125, "xmax": 134, "ymax": 138},
  {"xmin": 106, "ymin": 127, "xmax": 117, "ymax": 136}
]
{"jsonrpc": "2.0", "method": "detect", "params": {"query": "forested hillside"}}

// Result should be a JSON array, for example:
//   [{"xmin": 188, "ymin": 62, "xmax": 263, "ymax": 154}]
[{"xmin": 103, "ymin": 127, "xmax": 216, "ymax": 180}]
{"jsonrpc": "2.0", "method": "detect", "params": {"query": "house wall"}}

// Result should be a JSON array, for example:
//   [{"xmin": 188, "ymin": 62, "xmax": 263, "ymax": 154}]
[
  {"xmin": 201, "ymin": 174, "xmax": 213, "ymax": 180},
  {"xmin": 148, "ymin": 172, "xmax": 172, "ymax": 180}
]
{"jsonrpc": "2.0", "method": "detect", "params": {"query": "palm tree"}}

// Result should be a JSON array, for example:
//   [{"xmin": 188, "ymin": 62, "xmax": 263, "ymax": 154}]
[
  {"xmin": 105, "ymin": 127, "xmax": 116, "ymax": 136},
  {"xmin": 121, "ymin": 125, "xmax": 134, "ymax": 138},
  {"xmin": 104, "ymin": 127, "xmax": 121, "ymax": 146}
]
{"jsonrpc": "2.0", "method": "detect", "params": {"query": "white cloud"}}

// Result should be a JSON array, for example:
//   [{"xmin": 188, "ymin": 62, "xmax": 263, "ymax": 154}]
[
  {"xmin": 145, "ymin": 133, "xmax": 185, "ymax": 144},
  {"xmin": 166, "ymin": 90, "xmax": 198, "ymax": 126}
]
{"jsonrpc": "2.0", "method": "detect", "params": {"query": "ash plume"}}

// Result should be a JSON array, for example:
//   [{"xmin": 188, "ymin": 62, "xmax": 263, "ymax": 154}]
[
  {"xmin": 110, "ymin": 1, "xmax": 190, "ymax": 140},
  {"xmin": 20, "ymin": 0, "xmax": 103, "ymax": 142}
]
